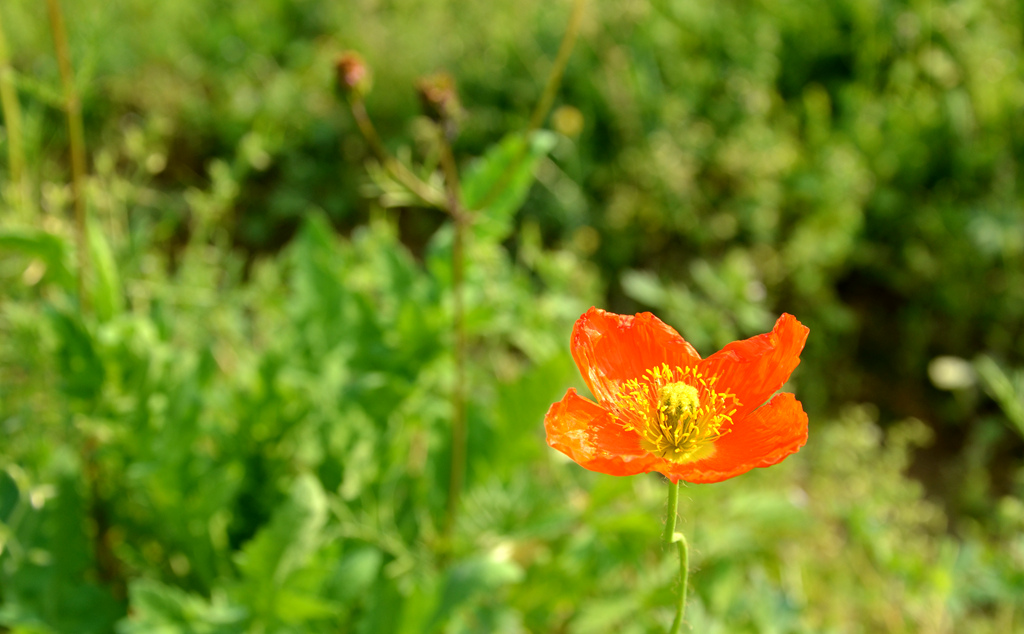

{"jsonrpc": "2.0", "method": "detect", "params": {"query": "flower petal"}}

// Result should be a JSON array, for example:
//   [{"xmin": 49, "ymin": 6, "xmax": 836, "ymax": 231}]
[
  {"xmin": 571, "ymin": 308, "xmax": 702, "ymax": 404},
  {"xmin": 544, "ymin": 388, "xmax": 657, "ymax": 476},
  {"xmin": 662, "ymin": 392, "xmax": 808, "ymax": 484},
  {"xmin": 699, "ymin": 313, "xmax": 809, "ymax": 421}
]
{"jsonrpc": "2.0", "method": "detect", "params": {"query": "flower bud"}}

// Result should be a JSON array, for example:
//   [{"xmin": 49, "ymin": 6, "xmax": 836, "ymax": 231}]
[
  {"xmin": 415, "ymin": 72, "xmax": 461, "ymax": 127},
  {"xmin": 336, "ymin": 51, "xmax": 371, "ymax": 98}
]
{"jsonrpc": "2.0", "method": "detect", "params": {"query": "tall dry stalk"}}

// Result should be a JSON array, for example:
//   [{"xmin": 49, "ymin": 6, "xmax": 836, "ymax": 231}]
[{"xmin": 46, "ymin": 0, "xmax": 88, "ymax": 305}]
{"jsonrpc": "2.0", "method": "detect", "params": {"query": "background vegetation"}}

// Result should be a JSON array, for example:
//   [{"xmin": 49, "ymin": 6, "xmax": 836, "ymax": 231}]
[{"xmin": 2, "ymin": 0, "xmax": 1023, "ymax": 631}]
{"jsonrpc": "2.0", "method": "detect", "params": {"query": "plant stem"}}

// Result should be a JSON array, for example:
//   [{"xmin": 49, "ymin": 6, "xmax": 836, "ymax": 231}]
[
  {"xmin": 438, "ymin": 127, "xmax": 468, "ymax": 539},
  {"xmin": 663, "ymin": 479, "xmax": 679, "ymax": 543},
  {"xmin": 347, "ymin": 96, "xmax": 447, "ymax": 208},
  {"xmin": 526, "ymin": 0, "xmax": 586, "ymax": 134},
  {"xmin": 48, "ymin": 0, "xmax": 126, "ymax": 600},
  {"xmin": 46, "ymin": 0, "xmax": 88, "ymax": 308},
  {"xmin": 474, "ymin": 0, "xmax": 585, "ymax": 212},
  {"xmin": 342, "ymin": 76, "xmax": 465, "ymax": 542},
  {"xmin": 0, "ymin": 8, "xmax": 27, "ymax": 210},
  {"xmin": 664, "ymin": 480, "xmax": 689, "ymax": 634}
]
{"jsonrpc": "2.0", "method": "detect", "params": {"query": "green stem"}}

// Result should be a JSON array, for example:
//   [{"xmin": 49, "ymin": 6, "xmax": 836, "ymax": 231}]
[
  {"xmin": 46, "ymin": 0, "xmax": 88, "ymax": 308},
  {"xmin": 526, "ymin": 0, "xmax": 586, "ymax": 134},
  {"xmin": 664, "ymin": 480, "xmax": 689, "ymax": 634},
  {"xmin": 663, "ymin": 480, "xmax": 679, "ymax": 543},
  {"xmin": 438, "ymin": 127, "xmax": 467, "ymax": 540},
  {"xmin": 473, "ymin": 0, "xmax": 585, "ymax": 212}
]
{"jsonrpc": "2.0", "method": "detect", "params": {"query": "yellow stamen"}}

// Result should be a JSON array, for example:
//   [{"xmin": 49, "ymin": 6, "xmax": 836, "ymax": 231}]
[{"xmin": 614, "ymin": 365, "xmax": 738, "ymax": 464}]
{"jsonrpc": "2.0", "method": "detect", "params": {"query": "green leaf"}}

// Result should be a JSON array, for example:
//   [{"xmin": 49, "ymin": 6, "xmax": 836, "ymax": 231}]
[
  {"xmin": 357, "ymin": 577, "xmax": 404, "ymax": 634},
  {"xmin": 46, "ymin": 308, "xmax": 105, "ymax": 401},
  {"xmin": 488, "ymin": 352, "xmax": 575, "ymax": 474},
  {"xmin": 0, "ymin": 469, "xmax": 18, "ymax": 521},
  {"xmin": 274, "ymin": 589, "xmax": 339, "ymax": 623},
  {"xmin": 620, "ymin": 269, "xmax": 668, "ymax": 308},
  {"xmin": 1, "ymin": 475, "xmax": 122, "ymax": 634},
  {"xmin": 87, "ymin": 218, "xmax": 124, "ymax": 322},
  {"xmin": 975, "ymin": 355, "xmax": 1024, "ymax": 439},
  {"xmin": 461, "ymin": 130, "xmax": 557, "ymax": 242},
  {"xmin": 236, "ymin": 474, "xmax": 327, "ymax": 583},
  {"xmin": 327, "ymin": 547, "xmax": 383, "ymax": 602},
  {"xmin": 117, "ymin": 579, "xmax": 247, "ymax": 634},
  {"xmin": 426, "ymin": 556, "xmax": 524, "ymax": 632},
  {"xmin": 234, "ymin": 474, "xmax": 328, "ymax": 621}
]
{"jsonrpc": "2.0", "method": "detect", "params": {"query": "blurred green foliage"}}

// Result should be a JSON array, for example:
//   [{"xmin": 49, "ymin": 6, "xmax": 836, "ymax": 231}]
[{"xmin": 2, "ymin": 0, "xmax": 1024, "ymax": 631}]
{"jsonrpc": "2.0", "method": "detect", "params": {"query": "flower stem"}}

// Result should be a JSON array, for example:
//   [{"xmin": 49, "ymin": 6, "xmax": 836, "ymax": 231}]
[
  {"xmin": 663, "ymin": 480, "xmax": 689, "ymax": 634},
  {"xmin": 346, "ymin": 95, "xmax": 447, "ymax": 209},
  {"xmin": 438, "ymin": 125, "xmax": 468, "ymax": 541}
]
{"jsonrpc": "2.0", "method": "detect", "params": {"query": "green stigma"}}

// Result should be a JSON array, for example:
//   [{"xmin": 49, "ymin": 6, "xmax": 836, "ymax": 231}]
[
  {"xmin": 658, "ymin": 382, "xmax": 700, "ymax": 423},
  {"xmin": 615, "ymin": 366, "xmax": 737, "ymax": 465},
  {"xmin": 638, "ymin": 380, "xmax": 726, "ymax": 463}
]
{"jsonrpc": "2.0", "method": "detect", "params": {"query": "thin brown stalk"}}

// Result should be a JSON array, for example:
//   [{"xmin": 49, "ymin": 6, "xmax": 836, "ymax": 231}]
[
  {"xmin": 0, "ymin": 9, "xmax": 27, "ymax": 209},
  {"xmin": 46, "ymin": 0, "xmax": 88, "ymax": 307},
  {"xmin": 348, "ymin": 96, "xmax": 447, "ymax": 208}
]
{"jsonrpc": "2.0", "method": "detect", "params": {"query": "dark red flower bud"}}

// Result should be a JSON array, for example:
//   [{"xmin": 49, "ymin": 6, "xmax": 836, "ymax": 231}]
[
  {"xmin": 415, "ymin": 73, "xmax": 461, "ymax": 127},
  {"xmin": 336, "ymin": 51, "xmax": 371, "ymax": 98}
]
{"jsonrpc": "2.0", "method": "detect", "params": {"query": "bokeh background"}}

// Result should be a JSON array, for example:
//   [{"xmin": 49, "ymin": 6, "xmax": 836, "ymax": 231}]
[{"xmin": 2, "ymin": 0, "xmax": 1024, "ymax": 631}]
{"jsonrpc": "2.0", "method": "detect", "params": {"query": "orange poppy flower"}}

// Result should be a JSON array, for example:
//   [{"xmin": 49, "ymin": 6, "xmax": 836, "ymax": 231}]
[{"xmin": 545, "ymin": 308, "xmax": 809, "ymax": 484}]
